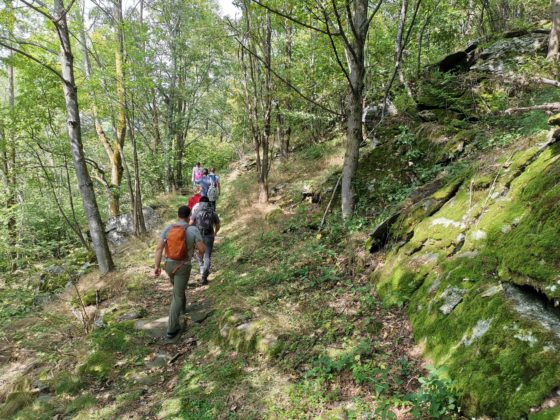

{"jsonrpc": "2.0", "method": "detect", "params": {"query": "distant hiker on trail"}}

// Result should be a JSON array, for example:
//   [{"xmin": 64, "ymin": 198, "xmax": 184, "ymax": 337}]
[
  {"xmin": 190, "ymin": 196, "xmax": 220, "ymax": 286},
  {"xmin": 154, "ymin": 205, "xmax": 205, "ymax": 339},
  {"xmin": 196, "ymin": 168, "xmax": 211, "ymax": 197},
  {"xmin": 191, "ymin": 162, "xmax": 203, "ymax": 188},
  {"xmin": 187, "ymin": 184, "xmax": 202, "ymax": 210},
  {"xmin": 207, "ymin": 168, "xmax": 220, "ymax": 210}
]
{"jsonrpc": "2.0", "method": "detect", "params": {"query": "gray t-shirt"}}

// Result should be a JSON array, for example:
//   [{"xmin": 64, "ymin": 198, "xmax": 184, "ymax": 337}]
[{"xmin": 160, "ymin": 221, "xmax": 202, "ymax": 262}]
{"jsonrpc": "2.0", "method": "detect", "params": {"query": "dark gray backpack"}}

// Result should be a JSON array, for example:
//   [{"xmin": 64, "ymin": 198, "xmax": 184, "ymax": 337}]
[{"xmin": 196, "ymin": 209, "xmax": 215, "ymax": 235}]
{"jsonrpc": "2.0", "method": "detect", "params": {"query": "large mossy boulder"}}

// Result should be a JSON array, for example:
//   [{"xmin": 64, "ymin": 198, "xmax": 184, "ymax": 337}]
[{"xmin": 371, "ymin": 131, "xmax": 560, "ymax": 417}]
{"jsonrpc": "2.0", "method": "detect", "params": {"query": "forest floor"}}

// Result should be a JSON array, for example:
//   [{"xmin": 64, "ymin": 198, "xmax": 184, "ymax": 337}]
[{"xmin": 0, "ymin": 138, "xmax": 444, "ymax": 419}]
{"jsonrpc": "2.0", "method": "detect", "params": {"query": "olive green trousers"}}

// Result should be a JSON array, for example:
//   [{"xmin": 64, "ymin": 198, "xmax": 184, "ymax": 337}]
[{"xmin": 164, "ymin": 260, "xmax": 192, "ymax": 334}]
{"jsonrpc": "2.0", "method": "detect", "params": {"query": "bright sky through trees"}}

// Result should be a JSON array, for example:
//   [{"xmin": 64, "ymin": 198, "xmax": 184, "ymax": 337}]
[{"xmin": 217, "ymin": 0, "xmax": 240, "ymax": 17}]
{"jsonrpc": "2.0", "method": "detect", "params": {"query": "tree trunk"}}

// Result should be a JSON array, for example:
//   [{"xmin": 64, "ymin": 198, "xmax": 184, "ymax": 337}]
[
  {"xmin": 548, "ymin": 0, "xmax": 560, "ymax": 60},
  {"xmin": 395, "ymin": 0, "xmax": 414, "ymax": 98},
  {"xmin": 174, "ymin": 130, "xmax": 185, "ymax": 191},
  {"xmin": 111, "ymin": 0, "xmax": 127, "ymax": 216},
  {"xmin": 152, "ymin": 89, "xmax": 161, "ymax": 150},
  {"xmin": 259, "ymin": 12, "xmax": 272, "ymax": 203},
  {"xmin": 54, "ymin": 0, "xmax": 114, "ymax": 274},
  {"xmin": 341, "ymin": 0, "xmax": 368, "ymax": 219},
  {"xmin": 79, "ymin": 3, "xmax": 118, "ymax": 216},
  {"xmin": 280, "ymin": 17, "xmax": 292, "ymax": 160},
  {"xmin": 241, "ymin": 1, "xmax": 271, "ymax": 203},
  {"xmin": 6, "ymin": 52, "xmax": 17, "ymax": 271},
  {"xmin": 127, "ymin": 109, "xmax": 146, "ymax": 235}
]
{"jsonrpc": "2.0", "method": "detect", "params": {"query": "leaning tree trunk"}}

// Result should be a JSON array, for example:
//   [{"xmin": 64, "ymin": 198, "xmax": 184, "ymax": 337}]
[
  {"xmin": 54, "ymin": 0, "xmax": 114, "ymax": 274},
  {"xmin": 548, "ymin": 0, "xmax": 560, "ymax": 60},
  {"xmin": 341, "ymin": 0, "xmax": 368, "ymax": 219}
]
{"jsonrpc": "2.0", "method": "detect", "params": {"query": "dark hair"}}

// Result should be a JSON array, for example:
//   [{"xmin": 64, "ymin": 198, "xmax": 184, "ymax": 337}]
[
  {"xmin": 199, "ymin": 196, "xmax": 210, "ymax": 203},
  {"xmin": 178, "ymin": 205, "xmax": 191, "ymax": 218},
  {"xmin": 203, "ymin": 168, "xmax": 209, "ymax": 175},
  {"xmin": 210, "ymin": 168, "xmax": 216, "ymax": 173},
  {"xmin": 196, "ymin": 162, "xmax": 201, "ymax": 166}
]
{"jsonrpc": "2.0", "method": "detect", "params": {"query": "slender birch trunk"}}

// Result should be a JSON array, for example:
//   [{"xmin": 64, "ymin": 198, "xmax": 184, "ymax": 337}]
[
  {"xmin": 341, "ymin": 0, "xmax": 368, "ymax": 219},
  {"xmin": 54, "ymin": 0, "xmax": 114, "ymax": 274}
]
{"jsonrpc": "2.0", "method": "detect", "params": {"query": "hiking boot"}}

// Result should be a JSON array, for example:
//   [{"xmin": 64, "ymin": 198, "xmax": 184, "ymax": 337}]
[{"xmin": 166, "ymin": 329, "xmax": 181, "ymax": 339}]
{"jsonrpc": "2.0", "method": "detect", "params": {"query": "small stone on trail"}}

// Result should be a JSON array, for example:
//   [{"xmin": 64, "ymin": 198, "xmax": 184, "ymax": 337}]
[
  {"xmin": 190, "ymin": 309, "xmax": 214, "ymax": 323},
  {"xmin": 134, "ymin": 316, "xmax": 168, "ymax": 338},
  {"xmin": 118, "ymin": 312, "xmax": 144, "ymax": 322},
  {"xmin": 145, "ymin": 352, "xmax": 172, "ymax": 368}
]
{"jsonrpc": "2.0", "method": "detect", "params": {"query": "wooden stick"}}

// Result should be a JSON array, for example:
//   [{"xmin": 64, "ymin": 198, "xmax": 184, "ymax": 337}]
[{"xmin": 319, "ymin": 174, "xmax": 343, "ymax": 231}]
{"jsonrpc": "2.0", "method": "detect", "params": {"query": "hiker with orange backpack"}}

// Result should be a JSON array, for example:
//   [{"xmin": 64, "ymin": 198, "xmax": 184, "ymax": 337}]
[{"xmin": 154, "ymin": 205, "xmax": 205, "ymax": 339}]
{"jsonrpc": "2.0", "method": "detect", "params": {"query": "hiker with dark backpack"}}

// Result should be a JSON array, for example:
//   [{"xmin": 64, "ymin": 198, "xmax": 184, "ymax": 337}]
[
  {"xmin": 190, "ymin": 196, "xmax": 220, "ymax": 285},
  {"xmin": 154, "ymin": 205, "xmax": 205, "ymax": 339},
  {"xmin": 207, "ymin": 168, "xmax": 220, "ymax": 210}
]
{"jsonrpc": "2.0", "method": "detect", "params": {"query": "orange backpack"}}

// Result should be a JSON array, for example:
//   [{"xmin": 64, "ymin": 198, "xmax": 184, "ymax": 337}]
[{"xmin": 165, "ymin": 225, "xmax": 188, "ymax": 260}]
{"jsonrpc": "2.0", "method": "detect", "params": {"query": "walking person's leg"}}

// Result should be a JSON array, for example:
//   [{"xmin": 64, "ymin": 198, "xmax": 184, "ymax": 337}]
[
  {"xmin": 195, "ymin": 252, "xmax": 204, "ymax": 277},
  {"xmin": 201, "ymin": 235, "xmax": 214, "ymax": 284},
  {"xmin": 165, "ymin": 261, "xmax": 191, "ymax": 336}
]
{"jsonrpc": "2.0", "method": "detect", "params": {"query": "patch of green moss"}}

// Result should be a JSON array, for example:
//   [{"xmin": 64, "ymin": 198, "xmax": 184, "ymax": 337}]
[
  {"xmin": 52, "ymin": 371, "xmax": 83, "ymax": 395},
  {"xmin": 265, "ymin": 208, "xmax": 284, "ymax": 224},
  {"xmin": 375, "ymin": 133, "xmax": 560, "ymax": 417},
  {"xmin": 409, "ymin": 261, "xmax": 560, "ymax": 418},
  {"xmin": 0, "ymin": 392, "xmax": 33, "ymax": 418},
  {"xmin": 12, "ymin": 397, "xmax": 56, "ymax": 420},
  {"xmin": 126, "ymin": 274, "xmax": 144, "ymax": 292},
  {"xmin": 78, "ymin": 350, "xmax": 115, "ymax": 380},
  {"xmin": 71, "ymin": 288, "xmax": 108, "ymax": 307},
  {"xmin": 64, "ymin": 393, "xmax": 97, "ymax": 415},
  {"xmin": 89, "ymin": 322, "xmax": 137, "ymax": 353},
  {"xmin": 529, "ymin": 406, "xmax": 560, "ymax": 420}
]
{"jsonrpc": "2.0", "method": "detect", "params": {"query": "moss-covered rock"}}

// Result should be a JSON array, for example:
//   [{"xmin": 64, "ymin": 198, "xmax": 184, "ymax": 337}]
[
  {"xmin": 372, "ymin": 131, "xmax": 560, "ymax": 417},
  {"xmin": 71, "ymin": 288, "xmax": 108, "ymax": 307}
]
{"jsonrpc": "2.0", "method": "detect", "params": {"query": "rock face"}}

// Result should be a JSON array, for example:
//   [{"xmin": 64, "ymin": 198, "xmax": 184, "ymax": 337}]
[
  {"xmin": 106, "ymin": 206, "xmax": 160, "ymax": 245},
  {"xmin": 371, "ymin": 130, "xmax": 560, "ymax": 417},
  {"xmin": 471, "ymin": 31, "xmax": 548, "ymax": 74},
  {"xmin": 362, "ymin": 100, "xmax": 398, "ymax": 138}
]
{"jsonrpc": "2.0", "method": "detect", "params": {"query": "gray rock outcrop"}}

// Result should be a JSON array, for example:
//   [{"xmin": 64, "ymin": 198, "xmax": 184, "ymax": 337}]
[{"xmin": 106, "ymin": 206, "xmax": 160, "ymax": 245}]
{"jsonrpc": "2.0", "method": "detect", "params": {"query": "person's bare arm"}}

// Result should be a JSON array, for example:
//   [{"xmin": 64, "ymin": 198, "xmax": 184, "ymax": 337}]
[
  {"xmin": 154, "ymin": 238, "xmax": 164, "ymax": 276},
  {"xmin": 214, "ymin": 223, "xmax": 220, "ymax": 236},
  {"xmin": 195, "ymin": 239, "xmax": 206, "ymax": 257}
]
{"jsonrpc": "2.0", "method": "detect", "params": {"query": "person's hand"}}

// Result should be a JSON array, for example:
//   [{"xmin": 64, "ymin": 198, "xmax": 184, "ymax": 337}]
[{"xmin": 154, "ymin": 267, "xmax": 162, "ymax": 277}]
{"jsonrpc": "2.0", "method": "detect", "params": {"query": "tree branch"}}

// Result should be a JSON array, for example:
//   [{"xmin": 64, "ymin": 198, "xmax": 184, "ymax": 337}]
[
  {"xmin": 367, "ymin": 0, "xmax": 385, "ymax": 27},
  {"xmin": 250, "ymin": 0, "xmax": 337, "ymax": 35},
  {"xmin": 227, "ymin": 18, "xmax": 343, "ymax": 117},
  {"xmin": 0, "ymin": 36, "xmax": 58, "ymax": 55},
  {"xmin": 318, "ymin": 5, "xmax": 354, "ymax": 95},
  {"xmin": 20, "ymin": 0, "xmax": 54, "ymax": 20},
  {"xmin": 503, "ymin": 103, "xmax": 560, "ymax": 114},
  {"xmin": 0, "ymin": 41, "xmax": 63, "ymax": 81},
  {"xmin": 496, "ymin": 73, "xmax": 560, "ymax": 88},
  {"xmin": 329, "ymin": 0, "xmax": 358, "ymax": 63}
]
